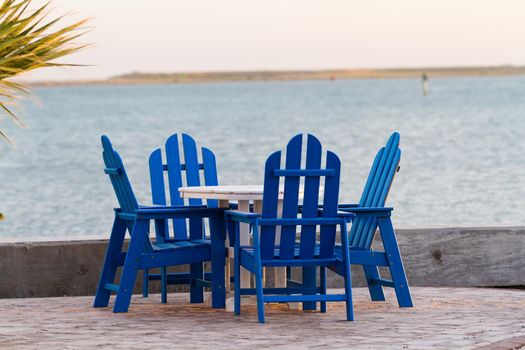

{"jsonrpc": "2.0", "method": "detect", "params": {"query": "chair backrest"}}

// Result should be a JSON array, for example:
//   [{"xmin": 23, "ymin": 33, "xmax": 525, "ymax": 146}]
[
  {"xmin": 149, "ymin": 133, "xmax": 219, "ymax": 240},
  {"xmin": 349, "ymin": 132, "xmax": 401, "ymax": 249},
  {"xmin": 101, "ymin": 136, "xmax": 155, "ymax": 253},
  {"xmin": 259, "ymin": 134, "xmax": 342, "ymax": 261},
  {"xmin": 101, "ymin": 135, "xmax": 139, "ymax": 215}
]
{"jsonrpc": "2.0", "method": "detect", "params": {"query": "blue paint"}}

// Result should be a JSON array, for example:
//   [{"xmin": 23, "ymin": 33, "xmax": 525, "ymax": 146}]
[
  {"xmin": 337, "ymin": 132, "xmax": 413, "ymax": 308},
  {"xmin": 226, "ymin": 134, "xmax": 354, "ymax": 323},
  {"xmin": 93, "ymin": 136, "xmax": 226, "ymax": 313},
  {"xmin": 143, "ymin": 133, "xmax": 221, "ymax": 303}
]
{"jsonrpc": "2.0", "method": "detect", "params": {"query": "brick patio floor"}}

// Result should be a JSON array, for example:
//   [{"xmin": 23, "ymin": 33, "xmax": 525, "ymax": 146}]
[{"xmin": 0, "ymin": 287, "xmax": 524, "ymax": 349}]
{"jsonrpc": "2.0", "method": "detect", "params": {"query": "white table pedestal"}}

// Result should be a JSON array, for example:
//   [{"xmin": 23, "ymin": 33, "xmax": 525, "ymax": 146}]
[{"xmin": 180, "ymin": 185, "xmax": 295, "ymax": 311}]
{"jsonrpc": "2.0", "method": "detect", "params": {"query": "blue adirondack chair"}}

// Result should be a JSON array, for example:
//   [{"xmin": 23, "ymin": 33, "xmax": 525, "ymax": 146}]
[
  {"xmin": 143, "ymin": 133, "xmax": 219, "ymax": 304},
  {"xmin": 93, "ymin": 136, "xmax": 226, "ymax": 313},
  {"xmin": 333, "ymin": 132, "xmax": 413, "ymax": 307},
  {"xmin": 225, "ymin": 134, "xmax": 354, "ymax": 323}
]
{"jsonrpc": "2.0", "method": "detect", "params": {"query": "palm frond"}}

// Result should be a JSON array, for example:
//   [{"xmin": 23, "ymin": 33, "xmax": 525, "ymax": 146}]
[{"xmin": 0, "ymin": 0, "xmax": 89, "ymax": 143}]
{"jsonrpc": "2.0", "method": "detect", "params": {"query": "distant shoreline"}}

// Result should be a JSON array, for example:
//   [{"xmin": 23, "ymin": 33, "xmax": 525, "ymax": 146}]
[{"xmin": 25, "ymin": 65, "xmax": 525, "ymax": 87}]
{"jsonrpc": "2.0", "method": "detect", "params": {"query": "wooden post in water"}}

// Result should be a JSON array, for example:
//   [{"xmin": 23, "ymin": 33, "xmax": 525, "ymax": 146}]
[{"xmin": 422, "ymin": 73, "xmax": 429, "ymax": 96}]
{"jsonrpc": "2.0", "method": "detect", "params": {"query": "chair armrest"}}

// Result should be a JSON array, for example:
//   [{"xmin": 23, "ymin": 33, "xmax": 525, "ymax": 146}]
[
  {"xmin": 224, "ymin": 210, "xmax": 261, "ymax": 224},
  {"xmin": 298, "ymin": 203, "xmax": 358, "ymax": 215},
  {"xmin": 224, "ymin": 210, "xmax": 261, "ymax": 247},
  {"xmin": 338, "ymin": 206, "xmax": 393, "ymax": 218},
  {"xmin": 139, "ymin": 204, "xmax": 207, "ymax": 209},
  {"xmin": 338, "ymin": 203, "xmax": 359, "ymax": 209},
  {"xmin": 337, "ymin": 211, "xmax": 355, "ymax": 222},
  {"xmin": 227, "ymin": 203, "xmax": 254, "ymax": 211},
  {"xmin": 135, "ymin": 206, "xmax": 226, "ymax": 219},
  {"xmin": 315, "ymin": 208, "xmax": 355, "ymax": 222}
]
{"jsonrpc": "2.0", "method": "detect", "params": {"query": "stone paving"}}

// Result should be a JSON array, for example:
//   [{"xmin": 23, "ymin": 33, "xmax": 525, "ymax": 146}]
[{"xmin": 0, "ymin": 287, "xmax": 524, "ymax": 349}]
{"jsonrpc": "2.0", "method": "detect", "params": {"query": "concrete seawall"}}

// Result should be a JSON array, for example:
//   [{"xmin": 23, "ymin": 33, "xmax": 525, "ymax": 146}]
[{"xmin": 0, "ymin": 226, "xmax": 523, "ymax": 298}]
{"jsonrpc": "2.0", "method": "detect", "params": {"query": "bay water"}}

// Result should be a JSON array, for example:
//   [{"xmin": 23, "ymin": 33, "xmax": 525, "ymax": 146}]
[{"xmin": 1, "ymin": 76, "xmax": 524, "ymax": 240}]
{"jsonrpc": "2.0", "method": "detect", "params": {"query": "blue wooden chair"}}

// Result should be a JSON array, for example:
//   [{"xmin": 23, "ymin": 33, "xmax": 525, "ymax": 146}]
[
  {"xmin": 225, "ymin": 134, "xmax": 354, "ymax": 323},
  {"xmin": 93, "ymin": 136, "xmax": 226, "ymax": 313},
  {"xmin": 333, "ymin": 132, "xmax": 413, "ymax": 308},
  {"xmin": 143, "ymin": 133, "xmax": 219, "ymax": 304}
]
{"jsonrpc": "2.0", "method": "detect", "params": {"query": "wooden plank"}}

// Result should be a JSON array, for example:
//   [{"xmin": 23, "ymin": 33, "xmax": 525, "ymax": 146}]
[
  {"xmin": 165, "ymin": 134, "xmax": 187, "ymax": 239},
  {"xmin": 182, "ymin": 134, "xmax": 204, "ymax": 242},
  {"xmin": 182, "ymin": 134, "xmax": 202, "ymax": 204},
  {"xmin": 363, "ymin": 149, "xmax": 400, "ymax": 248},
  {"xmin": 319, "ymin": 150, "xmax": 341, "ymax": 258},
  {"xmin": 350, "ymin": 149, "xmax": 382, "ymax": 246},
  {"xmin": 101, "ymin": 137, "xmax": 138, "ymax": 213},
  {"xmin": 356, "ymin": 144, "xmax": 389, "ymax": 248},
  {"xmin": 149, "ymin": 149, "xmax": 167, "ymax": 206},
  {"xmin": 103, "ymin": 283, "xmax": 119, "ymax": 293},
  {"xmin": 350, "ymin": 132, "xmax": 401, "ymax": 249},
  {"xmin": 279, "ymin": 134, "xmax": 302, "ymax": 260},
  {"xmin": 149, "ymin": 149, "xmax": 169, "ymax": 241},
  {"xmin": 299, "ymin": 134, "xmax": 322, "ymax": 259},
  {"xmin": 274, "ymin": 169, "xmax": 334, "ymax": 177},
  {"xmin": 260, "ymin": 151, "xmax": 281, "ymax": 260},
  {"xmin": 359, "ymin": 133, "xmax": 399, "ymax": 246},
  {"xmin": 202, "ymin": 147, "xmax": 219, "ymax": 208}
]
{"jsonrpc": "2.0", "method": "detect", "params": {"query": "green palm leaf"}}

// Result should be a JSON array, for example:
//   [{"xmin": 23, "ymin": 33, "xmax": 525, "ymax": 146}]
[{"xmin": 0, "ymin": 0, "xmax": 88, "ymax": 143}]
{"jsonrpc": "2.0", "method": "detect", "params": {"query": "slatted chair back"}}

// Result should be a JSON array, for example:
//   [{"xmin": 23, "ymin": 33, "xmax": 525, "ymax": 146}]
[
  {"xmin": 349, "ymin": 132, "xmax": 401, "ymax": 249},
  {"xmin": 101, "ymin": 136, "xmax": 154, "ymax": 253},
  {"xmin": 101, "ymin": 135, "xmax": 139, "ymax": 215},
  {"xmin": 259, "ymin": 134, "xmax": 341, "ymax": 261},
  {"xmin": 149, "ymin": 133, "xmax": 219, "ymax": 241}
]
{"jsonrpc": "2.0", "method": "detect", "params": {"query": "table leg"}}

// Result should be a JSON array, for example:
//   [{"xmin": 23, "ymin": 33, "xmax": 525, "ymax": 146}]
[
  {"xmin": 218, "ymin": 200, "xmax": 231, "ymax": 291},
  {"xmin": 210, "ymin": 215, "xmax": 226, "ymax": 309},
  {"xmin": 213, "ymin": 199, "xmax": 254, "ymax": 311},
  {"xmin": 252, "ymin": 200, "xmax": 265, "ymax": 285},
  {"xmin": 237, "ymin": 200, "xmax": 252, "ymax": 289},
  {"xmin": 275, "ymin": 200, "xmax": 287, "ymax": 288}
]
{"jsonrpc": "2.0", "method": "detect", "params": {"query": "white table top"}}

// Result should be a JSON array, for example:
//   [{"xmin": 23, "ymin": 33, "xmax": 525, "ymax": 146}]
[
  {"xmin": 179, "ymin": 185, "xmax": 281, "ymax": 201},
  {"xmin": 179, "ymin": 184, "xmax": 323, "ymax": 201}
]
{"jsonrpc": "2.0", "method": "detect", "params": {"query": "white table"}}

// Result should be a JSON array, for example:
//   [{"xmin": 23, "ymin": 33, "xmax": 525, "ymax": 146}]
[{"xmin": 179, "ymin": 185, "xmax": 291, "ymax": 292}]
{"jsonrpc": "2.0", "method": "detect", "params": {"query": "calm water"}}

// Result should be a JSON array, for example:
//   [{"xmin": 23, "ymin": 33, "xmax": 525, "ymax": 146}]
[{"xmin": 1, "ymin": 76, "xmax": 524, "ymax": 240}]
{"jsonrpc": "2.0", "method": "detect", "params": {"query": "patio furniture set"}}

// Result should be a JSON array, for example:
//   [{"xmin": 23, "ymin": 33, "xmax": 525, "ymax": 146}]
[{"xmin": 93, "ymin": 132, "xmax": 412, "ymax": 323}]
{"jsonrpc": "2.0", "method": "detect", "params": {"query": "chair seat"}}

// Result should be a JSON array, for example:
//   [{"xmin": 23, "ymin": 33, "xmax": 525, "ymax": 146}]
[{"xmin": 153, "ymin": 239, "xmax": 211, "ymax": 252}]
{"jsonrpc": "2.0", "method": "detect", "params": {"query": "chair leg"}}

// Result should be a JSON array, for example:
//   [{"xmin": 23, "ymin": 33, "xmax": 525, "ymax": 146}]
[
  {"xmin": 161, "ymin": 267, "xmax": 167, "ymax": 304},
  {"xmin": 302, "ymin": 266, "xmax": 317, "ymax": 311},
  {"xmin": 234, "ymin": 248, "xmax": 241, "ymax": 316},
  {"xmin": 378, "ymin": 217, "xmax": 413, "ymax": 308},
  {"xmin": 320, "ymin": 267, "xmax": 327, "ymax": 313},
  {"xmin": 190, "ymin": 262, "xmax": 204, "ymax": 303},
  {"xmin": 188, "ymin": 216, "xmax": 205, "ymax": 303},
  {"xmin": 341, "ymin": 220, "xmax": 354, "ymax": 321},
  {"xmin": 363, "ymin": 265, "xmax": 386, "ymax": 302},
  {"xmin": 142, "ymin": 269, "xmax": 149, "ymax": 298},
  {"xmin": 344, "ymin": 260, "xmax": 354, "ymax": 321},
  {"xmin": 255, "ymin": 263, "xmax": 265, "ymax": 323},
  {"xmin": 113, "ymin": 219, "xmax": 148, "ymax": 313},
  {"xmin": 94, "ymin": 216, "xmax": 127, "ymax": 308},
  {"xmin": 210, "ymin": 215, "xmax": 226, "ymax": 309}
]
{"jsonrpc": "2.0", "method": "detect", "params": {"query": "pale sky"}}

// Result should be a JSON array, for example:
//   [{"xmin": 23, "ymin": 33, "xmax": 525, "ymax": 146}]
[{"xmin": 24, "ymin": 0, "xmax": 525, "ymax": 81}]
